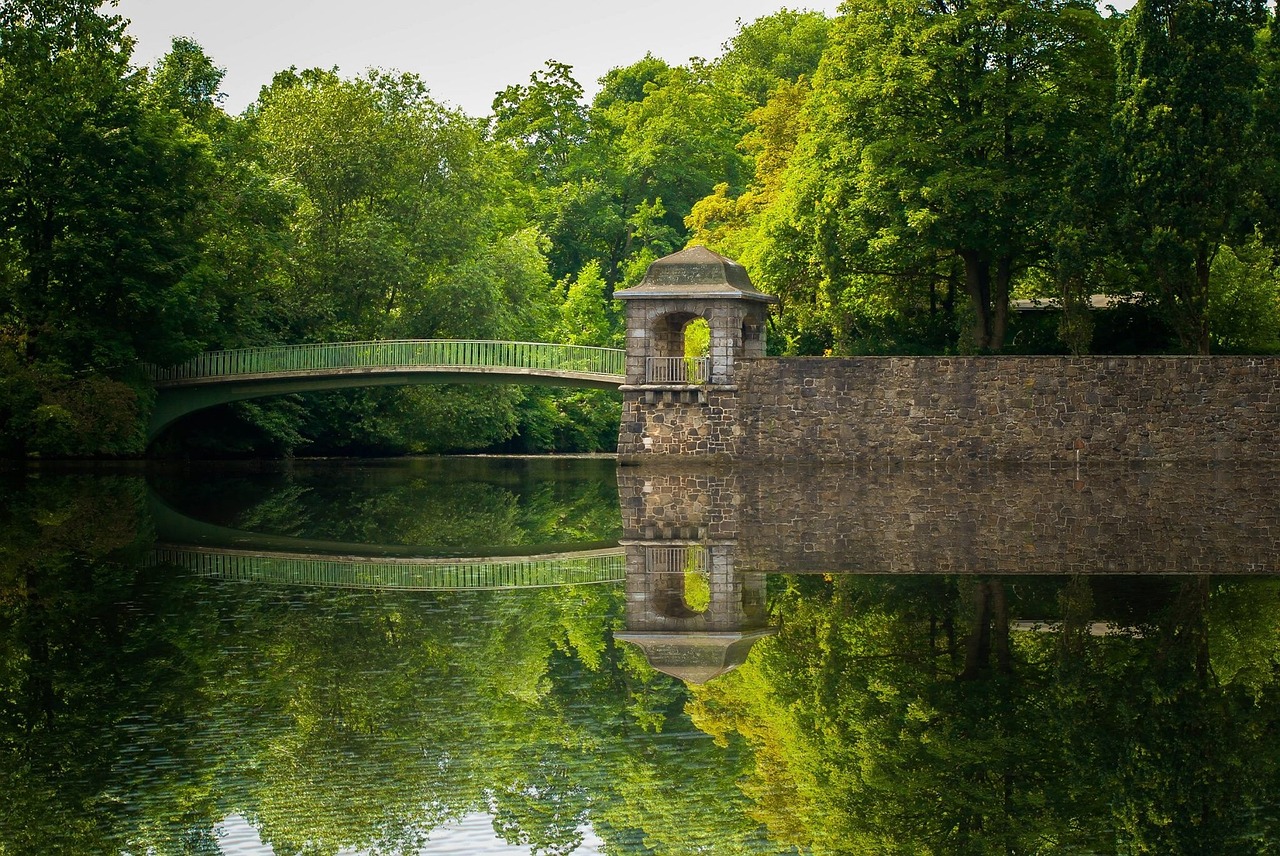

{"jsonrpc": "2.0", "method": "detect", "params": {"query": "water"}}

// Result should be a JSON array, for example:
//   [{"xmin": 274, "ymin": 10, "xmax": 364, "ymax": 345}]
[{"xmin": 4, "ymin": 458, "xmax": 1280, "ymax": 854}]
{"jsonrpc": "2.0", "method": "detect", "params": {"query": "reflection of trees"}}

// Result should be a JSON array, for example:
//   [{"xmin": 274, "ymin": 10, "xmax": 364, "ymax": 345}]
[
  {"xmin": 690, "ymin": 575, "xmax": 1280, "ymax": 855},
  {"xmin": 150, "ymin": 458, "xmax": 622, "ymax": 551},
  {"xmin": 0, "ymin": 473, "xmax": 781, "ymax": 855}
]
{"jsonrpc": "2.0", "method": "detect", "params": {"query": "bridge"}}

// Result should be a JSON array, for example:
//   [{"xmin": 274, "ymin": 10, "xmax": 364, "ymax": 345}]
[
  {"xmin": 148, "ymin": 491, "xmax": 625, "ymax": 591},
  {"xmin": 146, "ymin": 339, "xmax": 625, "ymax": 441},
  {"xmin": 155, "ymin": 545, "xmax": 626, "ymax": 591}
]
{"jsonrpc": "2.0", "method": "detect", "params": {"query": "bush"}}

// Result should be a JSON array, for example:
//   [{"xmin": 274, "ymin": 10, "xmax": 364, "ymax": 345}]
[{"xmin": 0, "ymin": 349, "xmax": 145, "ymax": 457}]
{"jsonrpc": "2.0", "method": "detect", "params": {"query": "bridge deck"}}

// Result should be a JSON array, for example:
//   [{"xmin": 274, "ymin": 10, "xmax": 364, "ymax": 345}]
[
  {"xmin": 146, "ymin": 339, "xmax": 625, "ymax": 441},
  {"xmin": 154, "ymin": 545, "xmax": 626, "ymax": 591},
  {"xmin": 148, "ymin": 340, "xmax": 625, "ymax": 386}
]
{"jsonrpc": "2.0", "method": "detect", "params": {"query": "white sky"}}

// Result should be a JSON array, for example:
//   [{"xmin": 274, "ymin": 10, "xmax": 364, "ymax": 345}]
[
  {"xmin": 107, "ymin": 0, "xmax": 844, "ymax": 117},
  {"xmin": 217, "ymin": 812, "xmax": 606, "ymax": 854}
]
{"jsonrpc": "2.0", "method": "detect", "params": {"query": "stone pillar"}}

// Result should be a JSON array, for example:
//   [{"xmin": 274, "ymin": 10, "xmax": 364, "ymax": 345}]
[
  {"xmin": 614, "ymin": 246, "xmax": 776, "ymax": 462},
  {"xmin": 614, "ymin": 469, "xmax": 775, "ymax": 684}
]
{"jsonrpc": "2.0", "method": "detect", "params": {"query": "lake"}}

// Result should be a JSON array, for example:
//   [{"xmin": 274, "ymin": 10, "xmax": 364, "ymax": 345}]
[{"xmin": 4, "ymin": 457, "xmax": 1280, "ymax": 854}]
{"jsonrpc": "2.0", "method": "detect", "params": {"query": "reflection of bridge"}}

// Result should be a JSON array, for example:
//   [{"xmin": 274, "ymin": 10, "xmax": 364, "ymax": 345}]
[
  {"xmin": 149, "ymin": 492, "xmax": 624, "ymax": 591},
  {"xmin": 146, "ymin": 340, "xmax": 625, "ymax": 441},
  {"xmin": 156, "ymin": 546, "xmax": 625, "ymax": 591}
]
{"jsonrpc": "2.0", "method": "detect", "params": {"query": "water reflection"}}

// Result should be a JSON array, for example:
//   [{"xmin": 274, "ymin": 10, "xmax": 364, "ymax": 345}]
[{"xmin": 2, "ymin": 460, "xmax": 1279, "ymax": 854}]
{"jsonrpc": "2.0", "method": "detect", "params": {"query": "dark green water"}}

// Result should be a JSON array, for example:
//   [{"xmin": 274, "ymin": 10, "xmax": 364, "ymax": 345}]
[{"xmin": 4, "ymin": 458, "xmax": 1280, "ymax": 855}]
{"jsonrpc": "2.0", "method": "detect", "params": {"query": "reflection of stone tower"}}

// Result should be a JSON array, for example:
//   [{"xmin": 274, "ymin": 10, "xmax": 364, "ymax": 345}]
[
  {"xmin": 614, "ymin": 470, "xmax": 775, "ymax": 684},
  {"xmin": 614, "ymin": 247, "xmax": 776, "ymax": 462}
]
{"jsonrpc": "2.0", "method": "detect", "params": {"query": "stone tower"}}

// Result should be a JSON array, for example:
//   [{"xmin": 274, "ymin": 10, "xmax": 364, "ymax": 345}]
[
  {"xmin": 614, "ymin": 246, "xmax": 776, "ymax": 461},
  {"xmin": 613, "ymin": 469, "xmax": 774, "ymax": 685}
]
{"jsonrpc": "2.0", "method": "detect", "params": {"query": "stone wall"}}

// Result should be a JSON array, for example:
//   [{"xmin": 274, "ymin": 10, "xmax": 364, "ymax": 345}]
[
  {"xmin": 616, "ymin": 464, "xmax": 1280, "ymax": 576},
  {"xmin": 617, "ymin": 387, "xmax": 744, "ymax": 459},
  {"xmin": 619, "ymin": 356, "xmax": 1280, "ymax": 463}
]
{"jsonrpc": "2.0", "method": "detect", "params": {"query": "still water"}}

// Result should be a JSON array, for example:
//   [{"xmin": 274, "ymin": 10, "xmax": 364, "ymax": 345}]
[{"xmin": 4, "ymin": 457, "xmax": 1280, "ymax": 855}]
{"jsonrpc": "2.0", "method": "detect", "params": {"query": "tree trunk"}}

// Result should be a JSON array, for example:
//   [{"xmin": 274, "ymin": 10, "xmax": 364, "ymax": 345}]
[
  {"xmin": 990, "ymin": 580, "xmax": 1011, "ymax": 674},
  {"xmin": 960, "ymin": 580, "xmax": 992, "ymax": 681},
  {"xmin": 961, "ymin": 250, "xmax": 992, "ymax": 351},
  {"xmin": 1194, "ymin": 248, "xmax": 1211, "ymax": 355},
  {"xmin": 991, "ymin": 256, "xmax": 1012, "ymax": 352},
  {"xmin": 944, "ymin": 265, "xmax": 957, "ymax": 318}
]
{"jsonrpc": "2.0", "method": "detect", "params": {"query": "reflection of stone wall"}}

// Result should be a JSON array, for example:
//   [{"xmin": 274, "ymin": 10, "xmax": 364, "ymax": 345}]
[
  {"xmin": 619, "ymin": 355, "xmax": 1280, "ymax": 463},
  {"xmin": 617, "ymin": 465, "xmax": 1280, "ymax": 575},
  {"xmin": 618, "ymin": 471, "xmax": 741, "ymax": 541}
]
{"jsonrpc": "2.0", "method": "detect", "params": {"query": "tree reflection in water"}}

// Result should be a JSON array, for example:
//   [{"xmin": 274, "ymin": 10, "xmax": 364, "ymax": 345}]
[
  {"xmin": 3, "ymin": 462, "xmax": 1280, "ymax": 854},
  {"xmin": 690, "ymin": 573, "xmax": 1280, "ymax": 855}
]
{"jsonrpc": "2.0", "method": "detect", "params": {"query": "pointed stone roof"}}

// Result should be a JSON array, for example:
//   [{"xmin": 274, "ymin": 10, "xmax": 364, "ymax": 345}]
[
  {"xmin": 614, "ymin": 246, "xmax": 778, "ymax": 303},
  {"xmin": 613, "ymin": 629, "xmax": 777, "ymax": 684}
]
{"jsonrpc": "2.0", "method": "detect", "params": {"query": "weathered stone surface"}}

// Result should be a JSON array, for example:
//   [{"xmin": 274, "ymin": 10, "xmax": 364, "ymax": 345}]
[
  {"xmin": 617, "ymin": 463, "xmax": 1280, "ymax": 575},
  {"xmin": 617, "ymin": 386, "xmax": 744, "ymax": 459},
  {"xmin": 620, "ymin": 355, "xmax": 1280, "ymax": 463}
]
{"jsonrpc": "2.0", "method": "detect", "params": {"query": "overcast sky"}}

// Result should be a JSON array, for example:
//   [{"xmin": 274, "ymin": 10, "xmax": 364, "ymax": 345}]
[{"xmin": 108, "ymin": 0, "xmax": 844, "ymax": 117}]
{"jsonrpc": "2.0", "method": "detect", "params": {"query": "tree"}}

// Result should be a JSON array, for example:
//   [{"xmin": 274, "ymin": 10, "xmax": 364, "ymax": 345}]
[
  {"xmin": 1112, "ymin": 0, "xmax": 1270, "ymax": 353},
  {"xmin": 689, "ymin": 573, "xmax": 1280, "ymax": 854},
  {"xmin": 710, "ymin": 8, "xmax": 831, "ymax": 108},
  {"xmin": 172, "ymin": 67, "xmax": 561, "ymax": 456},
  {"xmin": 767, "ymin": 0, "xmax": 1113, "ymax": 352},
  {"xmin": 590, "ymin": 57, "xmax": 748, "ymax": 283},
  {"xmin": 0, "ymin": 0, "xmax": 218, "ymax": 369},
  {"xmin": 491, "ymin": 60, "xmax": 589, "ymax": 186}
]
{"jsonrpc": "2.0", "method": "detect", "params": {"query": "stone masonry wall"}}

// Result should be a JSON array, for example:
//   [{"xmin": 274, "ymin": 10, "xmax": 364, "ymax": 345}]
[
  {"xmin": 615, "ymin": 464, "xmax": 1280, "ymax": 576},
  {"xmin": 619, "ymin": 356, "xmax": 1280, "ymax": 463},
  {"xmin": 617, "ymin": 387, "xmax": 743, "ymax": 459}
]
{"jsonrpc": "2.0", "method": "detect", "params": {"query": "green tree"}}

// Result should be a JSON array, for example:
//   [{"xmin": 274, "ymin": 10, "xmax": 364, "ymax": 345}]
[
  {"xmin": 1112, "ymin": 0, "xmax": 1270, "ymax": 353},
  {"xmin": 767, "ymin": 0, "xmax": 1113, "ymax": 353},
  {"xmin": 143, "ymin": 37, "xmax": 296, "ymax": 354},
  {"xmin": 156, "ymin": 66, "xmax": 562, "ymax": 456},
  {"xmin": 0, "ymin": 0, "xmax": 218, "ymax": 370},
  {"xmin": 690, "ymin": 574, "xmax": 1280, "ymax": 854},
  {"xmin": 710, "ymin": 9, "xmax": 831, "ymax": 108},
  {"xmin": 1205, "ymin": 232, "xmax": 1280, "ymax": 352},
  {"xmin": 253, "ymin": 67, "xmax": 522, "ymax": 341},
  {"xmin": 491, "ymin": 60, "xmax": 589, "ymax": 186},
  {"xmin": 591, "ymin": 56, "xmax": 748, "ymax": 284}
]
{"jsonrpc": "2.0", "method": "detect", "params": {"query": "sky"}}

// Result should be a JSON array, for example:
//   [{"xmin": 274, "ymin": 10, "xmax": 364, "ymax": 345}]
[
  {"xmin": 107, "ymin": 0, "xmax": 844, "ymax": 117},
  {"xmin": 217, "ymin": 811, "xmax": 607, "ymax": 855}
]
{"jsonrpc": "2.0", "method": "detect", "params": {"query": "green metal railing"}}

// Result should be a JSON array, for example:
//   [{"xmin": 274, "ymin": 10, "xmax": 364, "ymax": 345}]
[
  {"xmin": 153, "ymin": 547, "xmax": 626, "ymax": 591},
  {"xmin": 147, "ymin": 340, "xmax": 626, "ymax": 384}
]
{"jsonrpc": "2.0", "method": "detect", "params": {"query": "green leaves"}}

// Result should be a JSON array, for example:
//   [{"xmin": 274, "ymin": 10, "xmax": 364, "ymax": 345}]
[
  {"xmin": 692, "ymin": 574, "xmax": 1280, "ymax": 854},
  {"xmin": 0, "ymin": 2, "xmax": 218, "ymax": 370},
  {"xmin": 785, "ymin": 0, "xmax": 1113, "ymax": 351},
  {"xmin": 1112, "ymin": 0, "xmax": 1271, "ymax": 353}
]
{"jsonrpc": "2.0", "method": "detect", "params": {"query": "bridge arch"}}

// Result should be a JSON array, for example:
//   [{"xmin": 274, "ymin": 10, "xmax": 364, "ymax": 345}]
[
  {"xmin": 147, "ymin": 490, "xmax": 625, "ymax": 591},
  {"xmin": 146, "ymin": 339, "xmax": 624, "ymax": 442}
]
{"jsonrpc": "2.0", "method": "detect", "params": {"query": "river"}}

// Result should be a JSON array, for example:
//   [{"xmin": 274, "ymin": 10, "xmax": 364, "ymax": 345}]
[{"xmin": 3, "ymin": 457, "xmax": 1279, "ymax": 854}]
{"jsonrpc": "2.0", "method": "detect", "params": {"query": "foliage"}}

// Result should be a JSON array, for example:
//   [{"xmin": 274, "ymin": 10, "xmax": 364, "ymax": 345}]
[
  {"xmin": 0, "ymin": 344, "xmax": 145, "ymax": 456},
  {"xmin": 781, "ymin": 0, "xmax": 1112, "ymax": 353},
  {"xmin": 6, "ymin": 2, "xmax": 1280, "ymax": 455},
  {"xmin": 1207, "ymin": 232, "xmax": 1280, "ymax": 352},
  {"xmin": 711, "ymin": 9, "xmax": 831, "ymax": 108},
  {"xmin": 689, "ymin": 574, "xmax": 1280, "ymax": 854},
  {"xmin": 0, "ymin": 1, "xmax": 220, "ymax": 372},
  {"xmin": 1112, "ymin": 0, "xmax": 1270, "ymax": 354},
  {"xmin": 0, "ymin": 467, "xmax": 779, "ymax": 855}
]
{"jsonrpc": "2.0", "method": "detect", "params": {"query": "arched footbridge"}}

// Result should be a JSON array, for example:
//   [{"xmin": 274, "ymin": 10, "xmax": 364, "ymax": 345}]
[
  {"xmin": 148, "ymin": 492, "xmax": 625, "ymax": 591},
  {"xmin": 146, "ymin": 340, "xmax": 625, "ymax": 441}
]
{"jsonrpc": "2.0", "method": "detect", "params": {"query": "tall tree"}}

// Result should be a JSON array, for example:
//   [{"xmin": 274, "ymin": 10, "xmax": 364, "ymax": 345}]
[
  {"xmin": 491, "ymin": 60, "xmax": 589, "ymax": 186},
  {"xmin": 710, "ymin": 8, "xmax": 831, "ymax": 108},
  {"xmin": 1112, "ymin": 0, "xmax": 1270, "ymax": 353},
  {"xmin": 769, "ymin": 0, "xmax": 1113, "ymax": 352},
  {"xmin": 0, "ymin": 0, "xmax": 216, "ymax": 369}
]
